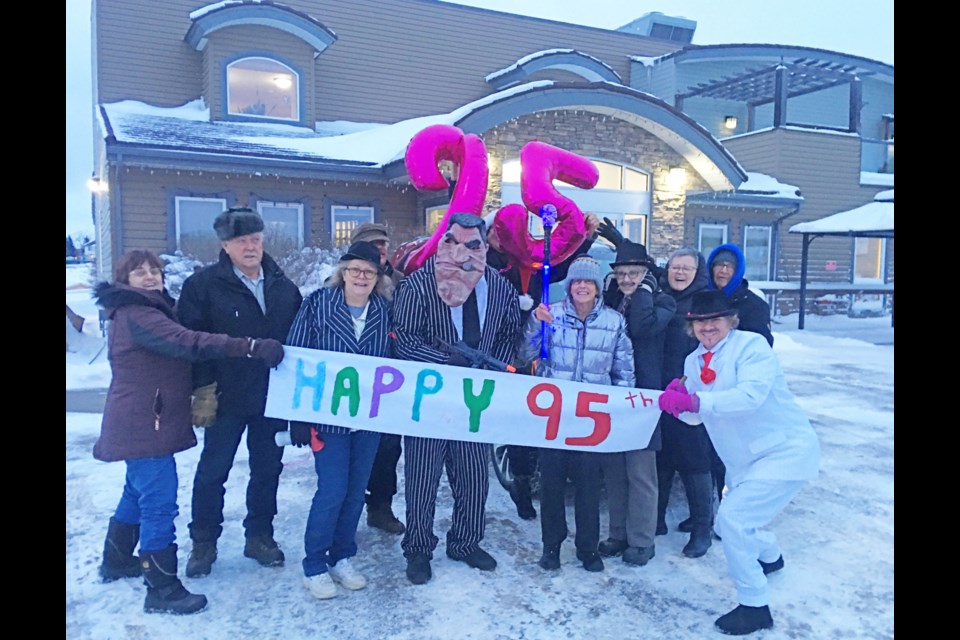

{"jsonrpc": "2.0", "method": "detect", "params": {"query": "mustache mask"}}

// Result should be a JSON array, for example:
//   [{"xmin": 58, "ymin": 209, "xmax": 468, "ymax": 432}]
[{"xmin": 435, "ymin": 224, "xmax": 487, "ymax": 307}]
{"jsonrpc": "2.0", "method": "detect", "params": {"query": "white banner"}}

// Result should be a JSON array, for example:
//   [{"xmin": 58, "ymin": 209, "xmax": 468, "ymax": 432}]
[{"xmin": 265, "ymin": 346, "xmax": 663, "ymax": 453}]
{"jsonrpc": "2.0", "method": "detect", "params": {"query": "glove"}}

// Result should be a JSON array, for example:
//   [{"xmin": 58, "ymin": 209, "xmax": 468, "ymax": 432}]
[
  {"xmin": 658, "ymin": 389, "xmax": 700, "ymax": 418},
  {"xmin": 191, "ymin": 382, "xmax": 218, "ymax": 428},
  {"xmin": 639, "ymin": 271, "xmax": 659, "ymax": 294},
  {"xmin": 249, "ymin": 338, "xmax": 285, "ymax": 368},
  {"xmin": 596, "ymin": 217, "xmax": 623, "ymax": 247},
  {"xmin": 447, "ymin": 349, "xmax": 473, "ymax": 368},
  {"xmin": 289, "ymin": 421, "xmax": 313, "ymax": 448},
  {"xmin": 665, "ymin": 378, "xmax": 689, "ymax": 394}
]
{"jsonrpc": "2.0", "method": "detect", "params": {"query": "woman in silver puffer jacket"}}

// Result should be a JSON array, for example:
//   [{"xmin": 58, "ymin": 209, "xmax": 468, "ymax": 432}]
[{"xmin": 518, "ymin": 257, "xmax": 634, "ymax": 573}]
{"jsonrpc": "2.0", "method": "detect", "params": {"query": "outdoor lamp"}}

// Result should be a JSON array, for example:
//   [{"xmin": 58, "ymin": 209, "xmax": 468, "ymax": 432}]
[{"xmin": 724, "ymin": 115, "xmax": 738, "ymax": 130}]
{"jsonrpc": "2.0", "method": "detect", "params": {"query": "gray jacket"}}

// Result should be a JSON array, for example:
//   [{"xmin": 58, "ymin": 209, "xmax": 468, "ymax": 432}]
[{"xmin": 519, "ymin": 297, "xmax": 635, "ymax": 388}]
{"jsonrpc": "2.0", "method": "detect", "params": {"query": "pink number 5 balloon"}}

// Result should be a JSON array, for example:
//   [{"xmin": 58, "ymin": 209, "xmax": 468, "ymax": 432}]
[
  {"xmin": 493, "ymin": 141, "xmax": 599, "ymax": 269},
  {"xmin": 401, "ymin": 124, "xmax": 489, "ymax": 274}
]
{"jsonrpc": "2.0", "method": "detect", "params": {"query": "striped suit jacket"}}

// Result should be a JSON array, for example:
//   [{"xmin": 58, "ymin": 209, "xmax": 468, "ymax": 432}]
[
  {"xmin": 285, "ymin": 284, "xmax": 392, "ymax": 435},
  {"xmin": 391, "ymin": 257, "xmax": 521, "ymax": 368}
]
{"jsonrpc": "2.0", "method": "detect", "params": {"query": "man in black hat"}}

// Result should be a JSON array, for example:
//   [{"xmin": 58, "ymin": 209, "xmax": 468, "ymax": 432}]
[
  {"xmin": 597, "ymin": 239, "xmax": 676, "ymax": 567},
  {"xmin": 177, "ymin": 207, "xmax": 303, "ymax": 577}
]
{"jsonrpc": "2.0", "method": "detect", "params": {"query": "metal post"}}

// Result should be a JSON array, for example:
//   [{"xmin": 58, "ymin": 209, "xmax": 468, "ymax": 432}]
[{"xmin": 798, "ymin": 234, "xmax": 813, "ymax": 330}]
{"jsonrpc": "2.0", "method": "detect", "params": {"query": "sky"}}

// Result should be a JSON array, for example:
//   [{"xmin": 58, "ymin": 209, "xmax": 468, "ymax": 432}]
[
  {"xmin": 66, "ymin": 262, "xmax": 895, "ymax": 639},
  {"xmin": 64, "ymin": 0, "xmax": 894, "ymax": 237}
]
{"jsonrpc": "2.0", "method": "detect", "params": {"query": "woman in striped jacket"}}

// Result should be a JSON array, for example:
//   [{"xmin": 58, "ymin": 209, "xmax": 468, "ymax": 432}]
[{"xmin": 284, "ymin": 241, "xmax": 394, "ymax": 600}]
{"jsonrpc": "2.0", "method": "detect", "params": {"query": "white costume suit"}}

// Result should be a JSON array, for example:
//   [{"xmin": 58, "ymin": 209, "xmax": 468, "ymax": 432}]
[{"xmin": 679, "ymin": 329, "xmax": 819, "ymax": 606}]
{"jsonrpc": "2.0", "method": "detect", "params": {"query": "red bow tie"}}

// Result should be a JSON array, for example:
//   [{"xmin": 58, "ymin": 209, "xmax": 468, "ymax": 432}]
[{"xmin": 700, "ymin": 351, "xmax": 716, "ymax": 384}]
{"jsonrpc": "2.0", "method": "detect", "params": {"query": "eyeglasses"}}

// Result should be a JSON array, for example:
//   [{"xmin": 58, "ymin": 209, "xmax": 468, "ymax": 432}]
[
  {"xmin": 713, "ymin": 261, "xmax": 736, "ymax": 271},
  {"xmin": 130, "ymin": 268, "xmax": 162, "ymax": 278},
  {"xmin": 668, "ymin": 265, "xmax": 696, "ymax": 273},
  {"xmin": 613, "ymin": 268, "xmax": 646, "ymax": 279},
  {"xmin": 345, "ymin": 267, "xmax": 378, "ymax": 279}
]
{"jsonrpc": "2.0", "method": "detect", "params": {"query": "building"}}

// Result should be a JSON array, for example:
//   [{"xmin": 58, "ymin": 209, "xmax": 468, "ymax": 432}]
[{"xmin": 89, "ymin": 0, "xmax": 892, "ymax": 314}]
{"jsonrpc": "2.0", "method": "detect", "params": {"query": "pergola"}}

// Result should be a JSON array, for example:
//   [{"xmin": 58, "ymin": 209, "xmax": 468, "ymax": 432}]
[{"xmin": 788, "ymin": 191, "xmax": 894, "ymax": 329}]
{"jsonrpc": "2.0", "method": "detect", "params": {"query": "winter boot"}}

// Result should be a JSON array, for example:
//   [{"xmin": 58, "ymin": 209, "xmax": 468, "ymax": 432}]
[
  {"xmin": 141, "ymin": 544, "xmax": 208, "ymax": 615},
  {"xmin": 681, "ymin": 473, "xmax": 714, "ymax": 559},
  {"xmin": 366, "ymin": 502, "xmax": 406, "ymax": 534},
  {"xmin": 538, "ymin": 544, "xmax": 561, "ymax": 571},
  {"xmin": 598, "ymin": 538, "xmax": 628, "ymax": 557},
  {"xmin": 99, "ymin": 518, "xmax": 142, "ymax": 582},
  {"xmin": 655, "ymin": 462, "xmax": 673, "ymax": 537},
  {"xmin": 715, "ymin": 604, "xmax": 774, "ymax": 635},
  {"xmin": 185, "ymin": 540, "xmax": 217, "ymax": 578},
  {"xmin": 243, "ymin": 535, "xmax": 285, "ymax": 567},
  {"xmin": 576, "ymin": 549, "xmax": 604, "ymax": 572},
  {"xmin": 509, "ymin": 476, "xmax": 537, "ymax": 520}
]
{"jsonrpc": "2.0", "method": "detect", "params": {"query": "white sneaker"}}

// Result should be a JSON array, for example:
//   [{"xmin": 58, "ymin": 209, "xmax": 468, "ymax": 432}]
[
  {"xmin": 303, "ymin": 573, "xmax": 338, "ymax": 599},
  {"xmin": 327, "ymin": 558, "xmax": 367, "ymax": 590}
]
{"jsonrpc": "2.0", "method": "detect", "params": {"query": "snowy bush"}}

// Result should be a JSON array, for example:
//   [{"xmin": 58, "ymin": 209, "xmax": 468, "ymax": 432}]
[
  {"xmin": 160, "ymin": 251, "xmax": 207, "ymax": 299},
  {"xmin": 276, "ymin": 245, "xmax": 343, "ymax": 296}
]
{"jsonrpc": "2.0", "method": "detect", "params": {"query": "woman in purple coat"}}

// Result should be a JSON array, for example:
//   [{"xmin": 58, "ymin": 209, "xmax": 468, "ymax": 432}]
[{"xmin": 93, "ymin": 249, "xmax": 284, "ymax": 615}]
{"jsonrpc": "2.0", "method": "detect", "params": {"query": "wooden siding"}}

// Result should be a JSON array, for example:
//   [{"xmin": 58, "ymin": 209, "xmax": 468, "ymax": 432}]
[
  {"xmin": 94, "ymin": 0, "xmax": 679, "ymax": 123},
  {"xmin": 723, "ymin": 128, "xmax": 892, "ymax": 284}
]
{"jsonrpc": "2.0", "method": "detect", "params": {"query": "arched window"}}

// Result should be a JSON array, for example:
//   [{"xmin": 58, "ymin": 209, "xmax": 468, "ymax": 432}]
[{"xmin": 227, "ymin": 57, "xmax": 299, "ymax": 121}]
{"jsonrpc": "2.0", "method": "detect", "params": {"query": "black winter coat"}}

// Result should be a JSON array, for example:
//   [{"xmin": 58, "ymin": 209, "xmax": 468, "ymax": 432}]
[
  {"xmin": 93, "ymin": 283, "xmax": 251, "ymax": 462},
  {"xmin": 659, "ymin": 253, "xmax": 710, "ymax": 386},
  {"xmin": 177, "ymin": 251, "xmax": 303, "ymax": 416}
]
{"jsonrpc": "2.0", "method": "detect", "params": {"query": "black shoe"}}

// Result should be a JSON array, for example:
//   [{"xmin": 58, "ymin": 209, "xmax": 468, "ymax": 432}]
[
  {"xmin": 622, "ymin": 545, "xmax": 655, "ymax": 566},
  {"xmin": 715, "ymin": 604, "xmax": 774, "ymax": 635},
  {"xmin": 405, "ymin": 553, "xmax": 432, "ymax": 585},
  {"xmin": 447, "ymin": 547, "xmax": 497, "ymax": 571},
  {"xmin": 509, "ymin": 476, "xmax": 538, "ymax": 521},
  {"xmin": 367, "ymin": 503, "xmax": 406, "ymax": 535},
  {"xmin": 538, "ymin": 545, "xmax": 561, "ymax": 571},
  {"xmin": 99, "ymin": 518, "xmax": 142, "ymax": 582},
  {"xmin": 759, "ymin": 555, "xmax": 784, "ymax": 575},
  {"xmin": 576, "ymin": 550, "xmax": 604, "ymax": 572},
  {"xmin": 677, "ymin": 517, "xmax": 694, "ymax": 533},
  {"xmin": 185, "ymin": 541, "xmax": 217, "ymax": 578},
  {"xmin": 683, "ymin": 528, "xmax": 713, "ymax": 558},
  {"xmin": 655, "ymin": 519, "xmax": 668, "ymax": 536},
  {"xmin": 243, "ymin": 535, "xmax": 285, "ymax": 567},
  {"xmin": 598, "ymin": 538, "xmax": 628, "ymax": 557}
]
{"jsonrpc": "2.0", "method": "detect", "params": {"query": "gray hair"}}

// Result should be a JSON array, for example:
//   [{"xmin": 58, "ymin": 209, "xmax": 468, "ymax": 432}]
[
  {"xmin": 667, "ymin": 246, "xmax": 703, "ymax": 267},
  {"xmin": 325, "ymin": 262, "xmax": 395, "ymax": 300},
  {"xmin": 446, "ymin": 212, "xmax": 487, "ymax": 243},
  {"xmin": 684, "ymin": 314, "xmax": 739, "ymax": 337}
]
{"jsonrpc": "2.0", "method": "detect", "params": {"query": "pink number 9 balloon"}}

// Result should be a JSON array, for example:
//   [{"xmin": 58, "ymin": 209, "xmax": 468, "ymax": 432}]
[
  {"xmin": 493, "ymin": 141, "xmax": 599, "ymax": 269},
  {"xmin": 401, "ymin": 124, "xmax": 489, "ymax": 274}
]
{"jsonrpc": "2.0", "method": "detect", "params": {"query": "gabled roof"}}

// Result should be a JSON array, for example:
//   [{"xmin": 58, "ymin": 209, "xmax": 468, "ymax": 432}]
[
  {"xmin": 789, "ymin": 190, "xmax": 893, "ymax": 237},
  {"xmin": 686, "ymin": 172, "xmax": 802, "ymax": 210}
]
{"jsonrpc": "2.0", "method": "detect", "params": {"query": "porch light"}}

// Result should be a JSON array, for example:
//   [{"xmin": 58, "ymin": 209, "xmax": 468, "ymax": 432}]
[
  {"xmin": 724, "ymin": 115, "xmax": 738, "ymax": 130},
  {"xmin": 87, "ymin": 177, "xmax": 108, "ymax": 193},
  {"xmin": 666, "ymin": 167, "xmax": 687, "ymax": 190}
]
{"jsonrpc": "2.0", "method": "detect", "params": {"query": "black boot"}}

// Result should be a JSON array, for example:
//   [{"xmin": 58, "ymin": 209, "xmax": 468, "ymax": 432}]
[
  {"xmin": 141, "ymin": 544, "xmax": 208, "ymax": 615},
  {"xmin": 538, "ymin": 544, "xmax": 561, "ymax": 570},
  {"xmin": 681, "ymin": 473, "xmax": 713, "ymax": 558},
  {"xmin": 509, "ymin": 476, "xmax": 537, "ymax": 520},
  {"xmin": 99, "ymin": 518, "xmax": 142, "ymax": 582},
  {"xmin": 656, "ymin": 462, "xmax": 673, "ymax": 536},
  {"xmin": 715, "ymin": 604, "xmax": 773, "ymax": 635},
  {"xmin": 367, "ymin": 502, "xmax": 406, "ymax": 534}
]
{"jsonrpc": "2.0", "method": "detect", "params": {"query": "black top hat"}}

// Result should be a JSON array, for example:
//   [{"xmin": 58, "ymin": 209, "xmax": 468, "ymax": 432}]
[
  {"xmin": 686, "ymin": 290, "xmax": 739, "ymax": 320},
  {"xmin": 610, "ymin": 240, "xmax": 655, "ymax": 269},
  {"xmin": 340, "ymin": 241, "xmax": 382, "ymax": 271}
]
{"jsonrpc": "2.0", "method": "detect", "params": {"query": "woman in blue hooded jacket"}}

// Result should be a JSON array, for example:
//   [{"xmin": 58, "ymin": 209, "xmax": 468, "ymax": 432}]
[{"xmin": 706, "ymin": 243, "xmax": 773, "ymax": 347}]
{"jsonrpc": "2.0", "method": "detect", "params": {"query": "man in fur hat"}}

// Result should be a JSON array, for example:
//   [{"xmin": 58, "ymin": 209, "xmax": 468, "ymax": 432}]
[
  {"xmin": 391, "ymin": 212, "xmax": 521, "ymax": 585},
  {"xmin": 177, "ymin": 207, "xmax": 303, "ymax": 577}
]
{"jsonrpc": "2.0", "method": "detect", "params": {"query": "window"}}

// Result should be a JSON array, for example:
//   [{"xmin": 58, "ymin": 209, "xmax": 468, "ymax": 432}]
[
  {"xmin": 698, "ymin": 224, "xmax": 728, "ymax": 257},
  {"xmin": 426, "ymin": 205, "xmax": 448, "ymax": 235},
  {"xmin": 256, "ymin": 201, "xmax": 303, "ymax": 256},
  {"xmin": 176, "ymin": 196, "xmax": 228, "ymax": 262},
  {"xmin": 227, "ymin": 57, "xmax": 299, "ymax": 121},
  {"xmin": 331, "ymin": 205, "xmax": 374, "ymax": 246},
  {"xmin": 501, "ymin": 159, "xmax": 649, "ymax": 192},
  {"xmin": 743, "ymin": 225, "xmax": 772, "ymax": 281},
  {"xmin": 854, "ymin": 238, "xmax": 886, "ymax": 283}
]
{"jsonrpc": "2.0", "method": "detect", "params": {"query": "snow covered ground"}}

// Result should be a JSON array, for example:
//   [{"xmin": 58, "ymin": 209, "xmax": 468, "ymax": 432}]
[{"xmin": 66, "ymin": 263, "xmax": 894, "ymax": 639}]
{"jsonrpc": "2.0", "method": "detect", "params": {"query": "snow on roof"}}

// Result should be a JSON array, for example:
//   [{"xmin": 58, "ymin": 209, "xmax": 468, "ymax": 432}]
[
  {"xmin": 99, "ymin": 82, "xmax": 554, "ymax": 167},
  {"xmin": 628, "ymin": 54, "xmax": 670, "ymax": 66},
  {"xmin": 190, "ymin": 0, "xmax": 268, "ymax": 20},
  {"xmin": 789, "ymin": 190, "xmax": 893, "ymax": 235},
  {"xmin": 737, "ymin": 172, "xmax": 801, "ymax": 198},
  {"xmin": 485, "ymin": 49, "xmax": 577, "ymax": 82},
  {"xmin": 860, "ymin": 171, "xmax": 894, "ymax": 187}
]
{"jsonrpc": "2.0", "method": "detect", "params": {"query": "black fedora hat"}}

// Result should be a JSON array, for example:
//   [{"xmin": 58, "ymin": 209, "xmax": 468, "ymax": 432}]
[
  {"xmin": 686, "ymin": 290, "xmax": 738, "ymax": 320},
  {"xmin": 610, "ymin": 240, "xmax": 656, "ymax": 269},
  {"xmin": 340, "ymin": 241, "xmax": 383, "ymax": 271}
]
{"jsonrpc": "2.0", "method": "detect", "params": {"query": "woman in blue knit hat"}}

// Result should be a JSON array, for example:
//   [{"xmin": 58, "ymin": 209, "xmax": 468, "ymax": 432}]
[{"xmin": 517, "ymin": 256, "xmax": 635, "ymax": 573}]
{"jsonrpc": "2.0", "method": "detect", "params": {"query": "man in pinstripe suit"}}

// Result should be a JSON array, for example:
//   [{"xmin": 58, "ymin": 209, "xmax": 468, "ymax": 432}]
[{"xmin": 391, "ymin": 213, "xmax": 521, "ymax": 585}]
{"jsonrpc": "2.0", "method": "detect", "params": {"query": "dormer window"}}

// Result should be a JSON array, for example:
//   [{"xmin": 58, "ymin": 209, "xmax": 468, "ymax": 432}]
[{"xmin": 227, "ymin": 57, "xmax": 299, "ymax": 121}]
